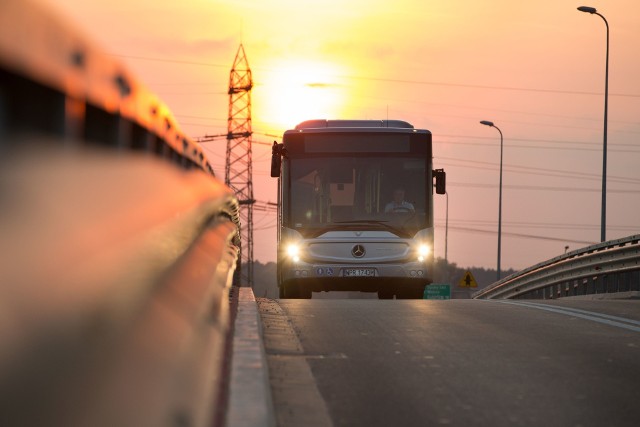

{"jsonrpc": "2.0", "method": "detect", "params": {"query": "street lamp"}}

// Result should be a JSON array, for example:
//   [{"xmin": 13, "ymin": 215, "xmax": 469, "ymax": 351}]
[
  {"xmin": 577, "ymin": 5, "xmax": 609, "ymax": 242},
  {"xmin": 480, "ymin": 120, "xmax": 503, "ymax": 281},
  {"xmin": 444, "ymin": 190, "xmax": 449, "ymax": 264}
]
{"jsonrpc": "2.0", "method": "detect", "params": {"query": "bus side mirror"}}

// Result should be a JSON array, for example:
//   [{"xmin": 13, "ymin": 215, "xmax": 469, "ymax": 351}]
[
  {"xmin": 433, "ymin": 169, "xmax": 446, "ymax": 195},
  {"xmin": 271, "ymin": 141, "xmax": 283, "ymax": 177}
]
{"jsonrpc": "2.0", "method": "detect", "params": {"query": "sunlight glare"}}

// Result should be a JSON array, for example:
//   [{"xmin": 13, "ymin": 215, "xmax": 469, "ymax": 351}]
[{"xmin": 257, "ymin": 60, "xmax": 346, "ymax": 132}]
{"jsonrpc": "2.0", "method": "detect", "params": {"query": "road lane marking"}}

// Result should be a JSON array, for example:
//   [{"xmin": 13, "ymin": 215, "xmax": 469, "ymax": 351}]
[
  {"xmin": 495, "ymin": 300, "xmax": 640, "ymax": 333},
  {"xmin": 524, "ymin": 302, "xmax": 640, "ymax": 327}
]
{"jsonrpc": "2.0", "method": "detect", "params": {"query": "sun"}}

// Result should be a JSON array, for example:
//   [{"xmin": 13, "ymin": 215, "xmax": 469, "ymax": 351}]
[{"xmin": 255, "ymin": 60, "xmax": 346, "ymax": 133}]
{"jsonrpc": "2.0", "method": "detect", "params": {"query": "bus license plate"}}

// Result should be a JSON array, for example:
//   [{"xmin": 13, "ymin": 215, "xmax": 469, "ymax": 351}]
[{"xmin": 344, "ymin": 268, "xmax": 375, "ymax": 277}]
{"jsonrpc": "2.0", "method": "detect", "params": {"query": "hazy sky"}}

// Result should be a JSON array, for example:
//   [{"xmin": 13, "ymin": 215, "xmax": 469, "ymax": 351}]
[{"xmin": 49, "ymin": 0, "xmax": 640, "ymax": 271}]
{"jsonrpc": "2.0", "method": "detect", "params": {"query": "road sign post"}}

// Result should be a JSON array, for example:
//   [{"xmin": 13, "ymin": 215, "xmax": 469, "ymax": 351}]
[{"xmin": 424, "ymin": 284, "xmax": 451, "ymax": 300}]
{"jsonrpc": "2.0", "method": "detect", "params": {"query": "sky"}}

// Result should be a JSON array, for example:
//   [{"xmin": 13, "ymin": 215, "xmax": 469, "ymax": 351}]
[{"xmin": 48, "ymin": 0, "xmax": 640, "ymax": 271}]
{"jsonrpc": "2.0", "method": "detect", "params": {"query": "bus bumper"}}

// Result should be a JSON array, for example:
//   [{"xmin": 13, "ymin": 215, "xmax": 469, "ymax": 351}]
[{"xmin": 279, "ymin": 260, "xmax": 431, "ymax": 296}]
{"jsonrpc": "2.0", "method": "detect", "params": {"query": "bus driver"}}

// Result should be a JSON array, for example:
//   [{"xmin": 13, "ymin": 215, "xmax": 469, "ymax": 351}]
[{"xmin": 384, "ymin": 187, "xmax": 415, "ymax": 213}]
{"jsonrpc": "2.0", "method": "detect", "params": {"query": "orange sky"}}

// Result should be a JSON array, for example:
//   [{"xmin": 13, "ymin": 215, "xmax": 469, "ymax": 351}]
[{"xmin": 50, "ymin": 0, "xmax": 640, "ymax": 271}]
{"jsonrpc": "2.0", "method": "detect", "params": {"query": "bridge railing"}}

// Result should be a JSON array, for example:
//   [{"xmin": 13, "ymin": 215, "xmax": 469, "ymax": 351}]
[
  {"xmin": 473, "ymin": 235, "xmax": 640, "ymax": 300},
  {"xmin": 0, "ymin": 0, "xmax": 224, "ymax": 179},
  {"xmin": 0, "ymin": 1, "xmax": 240, "ymax": 426}
]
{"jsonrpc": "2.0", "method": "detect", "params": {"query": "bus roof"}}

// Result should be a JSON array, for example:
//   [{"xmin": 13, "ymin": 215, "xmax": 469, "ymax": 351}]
[{"xmin": 294, "ymin": 119, "xmax": 414, "ymax": 130}]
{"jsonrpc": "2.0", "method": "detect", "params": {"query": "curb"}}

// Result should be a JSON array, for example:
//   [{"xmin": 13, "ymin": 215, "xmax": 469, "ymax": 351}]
[{"xmin": 226, "ymin": 287, "xmax": 276, "ymax": 427}]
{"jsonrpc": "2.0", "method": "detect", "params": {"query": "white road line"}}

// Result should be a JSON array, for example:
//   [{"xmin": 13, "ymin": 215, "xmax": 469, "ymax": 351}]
[
  {"xmin": 496, "ymin": 300, "xmax": 640, "ymax": 333},
  {"xmin": 524, "ymin": 302, "xmax": 640, "ymax": 327}
]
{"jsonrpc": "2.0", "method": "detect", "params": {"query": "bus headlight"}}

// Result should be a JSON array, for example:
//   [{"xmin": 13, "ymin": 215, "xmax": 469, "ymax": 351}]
[
  {"xmin": 417, "ymin": 244, "xmax": 430, "ymax": 262},
  {"xmin": 286, "ymin": 243, "xmax": 301, "ymax": 262}
]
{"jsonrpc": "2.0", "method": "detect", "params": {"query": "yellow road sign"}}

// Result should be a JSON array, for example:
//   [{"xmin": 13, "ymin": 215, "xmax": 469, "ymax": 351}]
[{"xmin": 458, "ymin": 271, "xmax": 478, "ymax": 288}]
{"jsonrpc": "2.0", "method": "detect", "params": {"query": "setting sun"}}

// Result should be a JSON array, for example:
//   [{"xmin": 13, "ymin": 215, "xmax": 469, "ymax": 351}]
[{"xmin": 255, "ymin": 60, "xmax": 347, "ymax": 132}]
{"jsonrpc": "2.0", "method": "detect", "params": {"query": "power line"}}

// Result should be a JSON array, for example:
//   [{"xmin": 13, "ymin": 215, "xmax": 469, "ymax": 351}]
[
  {"xmin": 153, "ymin": 92, "xmax": 227, "ymax": 96},
  {"xmin": 435, "ymin": 219, "xmax": 638, "ymax": 232},
  {"xmin": 435, "ymin": 225, "xmax": 596, "ymax": 245},
  {"xmin": 435, "ymin": 139, "xmax": 640, "ymax": 154},
  {"xmin": 357, "ymin": 94, "xmax": 640, "ymax": 126},
  {"xmin": 438, "ymin": 161, "xmax": 639, "ymax": 185},
  {"xmin": 436, "ymin": 140, "xmax": 640, "ymax": 154},
  {"xmin": 254, "ymin": 224, "xmax": 277, "ymax": 231},
  {"xmin": 175, "ymin": 115, "xmax": 227, "ymax": 122},
  {"xmin": 191, "ymin": 119, "xmax": 637, "ymax": 151},
  {"xmin": 339, "ymin": 74, "xmax": 640, "ymax": 99},
  {"xmin": 349, "ymin": 97, "xmax": 640, "ymax": 135},
  {"xmin": 181, "ymin": 122, "xmax": 225, "ymax": 128},
  {"xmin": 437, "ymin": 156, "xmax": 640, "ymax": 185},
  {"xmin": 112, "ymin": 53, "xmax": 640, "ymax": 98},
  {"xmin": 436, "ymin": 134, "xmax": 640, "ymax": 149},
  {"xmin": 446, "ymin": 181, "xmax": 640, "ymax": 194},
  {"xmin": 111, "ymin": 54, "xmax": 229, "ymax": 68}
]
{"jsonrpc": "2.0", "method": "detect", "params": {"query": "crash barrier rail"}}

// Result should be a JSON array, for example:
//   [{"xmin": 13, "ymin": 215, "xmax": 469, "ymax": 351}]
[
  {"xmin": 473, "ymin": 235, "xmax": 640, "ymax": 300},
  {"xmin": 0, "ymin": 1, "xmax": 240, "ymax": 426},
  {"xmin": 0, "ymin": 0, "xmax": 220, "ymax": 180}
]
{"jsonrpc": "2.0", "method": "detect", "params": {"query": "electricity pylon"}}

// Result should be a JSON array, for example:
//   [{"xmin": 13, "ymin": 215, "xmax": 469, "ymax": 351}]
[{"xmin": 226, "ymin": 44, "xmax": 254, "ymax": 287}]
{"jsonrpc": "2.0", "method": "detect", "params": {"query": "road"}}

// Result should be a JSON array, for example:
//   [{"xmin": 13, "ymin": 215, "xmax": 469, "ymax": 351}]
[{"xmin": 257, "ymin": 298, "xmax": 640, "ymax": 427}]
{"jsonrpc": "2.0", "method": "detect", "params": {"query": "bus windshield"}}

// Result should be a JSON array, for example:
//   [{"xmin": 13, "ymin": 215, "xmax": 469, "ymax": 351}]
[{"xmin": 287, "ymin": 156, "xmax": 429, "ymax": 237}]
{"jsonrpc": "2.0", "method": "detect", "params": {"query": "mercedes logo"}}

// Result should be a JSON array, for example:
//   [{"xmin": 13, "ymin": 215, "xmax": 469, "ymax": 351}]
[{"xmin": 351, "ymin": 244, "xmax": 366, "ymax": 258}]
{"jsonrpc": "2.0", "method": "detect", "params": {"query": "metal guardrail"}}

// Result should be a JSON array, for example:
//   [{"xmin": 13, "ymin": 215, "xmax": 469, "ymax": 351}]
[
  {"xmin": 0, "ymin": 1, "xmax": 241, "ymax": 426},
  {"xmin": 1, "ymin": 149, "xmax": 239, "ymax": 427},
  {"xmin": 473, "ymin": 235, "xmax": 640, "ymax": 299},
  {"xmin": 0, "ymin": 0, "xmax": 220, "ymax": 179}
]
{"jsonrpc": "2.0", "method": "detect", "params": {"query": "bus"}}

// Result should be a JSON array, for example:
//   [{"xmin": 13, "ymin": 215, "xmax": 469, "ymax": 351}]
[{"xmin": 270, "ymin": 119, "xmax": 445, "ymax": 299}]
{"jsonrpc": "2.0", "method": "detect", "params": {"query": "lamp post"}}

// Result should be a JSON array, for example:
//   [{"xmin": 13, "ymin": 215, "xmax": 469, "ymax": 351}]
[
  {"xmin": 445, "ymin": 190, "xmax": 449, "ymax": 264},
  {"xmin": 480, "ymin": 120, "xmax": 503, "ymax": 281},
  {"xmin": 577, "ymin": 5, "xmax": 609, "ymax": 242}
]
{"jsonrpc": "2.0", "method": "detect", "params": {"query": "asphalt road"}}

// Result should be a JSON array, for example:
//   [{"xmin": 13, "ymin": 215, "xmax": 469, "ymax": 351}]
[{"xmin": 258, "ymin": 298, "xmax": 640, "ymax": 427}]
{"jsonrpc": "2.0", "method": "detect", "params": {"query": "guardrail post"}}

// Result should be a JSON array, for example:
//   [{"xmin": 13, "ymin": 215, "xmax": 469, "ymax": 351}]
[
  {"xmin": 608, "ymin": 274, "xmax": 617, "ymax": 293},
  {"xmin": 85, "ymin": 104, "xmax": 119, "ymax": 146},
  {"xmin": 0, "ymin": 84, "xmax": 5, "ymax": 138},
  {"xmin": 621, "ymin": 272, "xmax": 631, "ymax": 292},
  {"xmin": 131, "ymin": 123, "xmax": 152, "ymax": 152},
  {"xmin": 116, "ymin": 116, "xmax": 133, "ymax": 149}
]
